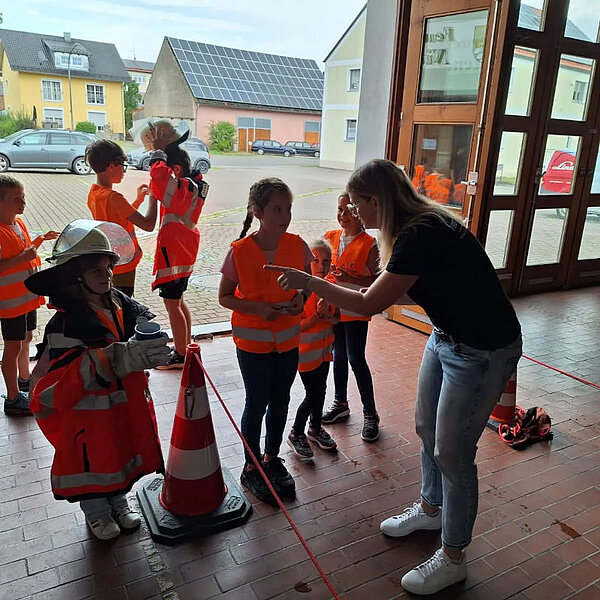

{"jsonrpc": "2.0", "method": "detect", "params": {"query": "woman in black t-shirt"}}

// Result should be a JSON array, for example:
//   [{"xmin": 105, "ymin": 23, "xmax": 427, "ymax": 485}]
[{"xmin": 266, "ymin": 159, "xmax": 522, "ymax": 596}]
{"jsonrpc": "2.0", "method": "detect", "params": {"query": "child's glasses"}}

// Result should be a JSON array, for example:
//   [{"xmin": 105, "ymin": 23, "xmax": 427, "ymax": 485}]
[{"xmin": 115, "ymin": 160, "xmax": 128, "ymax": 172}]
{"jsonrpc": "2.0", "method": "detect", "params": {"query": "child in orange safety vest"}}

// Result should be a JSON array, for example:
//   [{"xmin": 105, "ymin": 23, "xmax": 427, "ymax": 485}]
[
  {"xmin": 218, "ymin": 177, "xmax": 313, "ymax": 506},
  {"xmin": 287, "ymin": 238, "xmax": 339, "ymax": 460},
  {"xmin": 0, "ymin": 175, "xmax": 58, "ymax": 416},
  {"xmin": 322, "ymin": 193, "xmax": 381, "ymax": 442}
]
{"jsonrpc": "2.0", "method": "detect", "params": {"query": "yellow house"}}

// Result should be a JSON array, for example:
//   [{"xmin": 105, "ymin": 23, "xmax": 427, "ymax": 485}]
[{"xmin": 0, "ymin": 29, "xmax": 129, "ymax": 135}]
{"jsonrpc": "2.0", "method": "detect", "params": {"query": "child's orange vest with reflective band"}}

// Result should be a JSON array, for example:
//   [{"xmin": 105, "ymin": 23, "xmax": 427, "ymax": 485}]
[
  {"xmin": 231, "ymin": 233, "xmax": 304, "ymax": 354},
  {"xmin": 324, "ymin": 229, "xmax": 373, "ymax": 322},
  {"xmin": 0, "ymin": 218, "xmax": 44, "ymax": 318},
  {"xmin": 298, "ymin": 293, "xmax": 334, "ymax": 372}
]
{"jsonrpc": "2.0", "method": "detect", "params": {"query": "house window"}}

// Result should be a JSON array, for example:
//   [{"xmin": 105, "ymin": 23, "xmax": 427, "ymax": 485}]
[
  {"xmin": 573, "ymin": 81, "xmax": 588, "ymax": 104},
  {"xmin": 43, "ymin": 108, "xmax": 64, "ymax": 128},
  {"xmin": 86, "ymin": 84, "xmax": 105, "ymax": 105},
  {"xmin": 345, "ymin": 119, "xmax": 357, "ymax": 142},
  {"xmin": 54, "ymin": 52, "xmax": 89, "ymax": 71},
  {"xmin": 42, "ymin": 80, "xmax": 63, "ymax": 102},
  {"xmin": 348, "ymin": 69, "xmax": 361, "ymax": 91},
  {"xmin": 87, "ymin": 111, "xmax": 107, "ymax": 132},
  {"xmin": 132, "ymin": 74, "xmax": 147, "ymax": 85}
]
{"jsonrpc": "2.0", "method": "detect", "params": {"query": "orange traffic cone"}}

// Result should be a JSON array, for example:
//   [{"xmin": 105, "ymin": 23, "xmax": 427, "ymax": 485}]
[
  {"xmin": 489, "ymin": 371, "xmax": 517, "ymax": 424},
  {"xmin": 138, "ymin": 344, "xmax": 252, "ymax": 544}
]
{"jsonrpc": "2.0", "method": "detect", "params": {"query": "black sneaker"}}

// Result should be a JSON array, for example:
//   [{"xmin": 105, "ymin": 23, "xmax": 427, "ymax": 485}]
[
  {"xmin": 307, "ymin": 426, "xmax": 337, "ymax": 451},
  {"xmin": 240, "ymin": 466, "xmax": 277, "ymax": 506},
  {"xmin": 155, "ymin": 350, "xmax": 185, "ymax": 370},
  {"xmin": 362, "ymin": 413, "xmax": 380, "ymax": 442},
  {"xmin": 321, "ymin": 401, "xmax": 350, "ymax": 424},
  {"xmin": 3, "ymin": 392, "xmax": 32, "ymax": 416},
  {"xmin": 18, "ymin": 377, "xmax": 30, "ymax": 392},
  {"xmin": 287, "ymin": 429, "xmax": 314, "ymax": 459},
  {"xmin": 263, "ymin": 457, "xmax": 296, "ymax": 500}
]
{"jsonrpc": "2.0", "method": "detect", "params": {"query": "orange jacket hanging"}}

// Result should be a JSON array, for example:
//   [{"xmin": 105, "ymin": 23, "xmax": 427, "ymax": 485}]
[
  {"xmin": 324, "ymin": 229, "xmax": 374, "ymax": 322},
  {"xmin": 0, "ymin": 218, "xmax": 44, "ymax": 318},
  {"xmin": 150, "ymin": 158, "xmax": 208, "ymax": 290},
  {"xmin": 298, "ymin": 293, "xmax": 334, "ymax": 372},
  {"xmin": 231, "ymin": 233, "xmax": 304, "ymax": 354}
]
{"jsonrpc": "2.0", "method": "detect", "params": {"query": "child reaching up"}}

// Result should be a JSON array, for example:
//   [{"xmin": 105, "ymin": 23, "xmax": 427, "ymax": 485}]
[
  {"xmin": 287, "ymin": 238, "xmax": 339, "ymax": 460},
  {"xmin": 218, "ymin": 178, "xmax": 313, "ymax": 506}
]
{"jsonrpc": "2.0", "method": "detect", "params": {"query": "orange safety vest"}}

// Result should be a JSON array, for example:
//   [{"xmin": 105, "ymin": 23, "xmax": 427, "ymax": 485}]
[
  {"xmin": 298, "ymin": 293, "xmax": 334, "ymax": 372},
  {"xmin": 151, "ymin": 162, "xmax": 206, "ymax": 290},
  {"xmin": 432, "ymin": 178, "xmax": 452, "ymax": 204},
  {"xmin": 231, "ymin": 233, "xmax": 304, "ymax": 354},
  {"xmin": 0, "ymin": 218, "xmax": 44, "ymax": 318},
  {"xmin": 324, "ymin": 229, "xmax": 373, "ymax": 322},
  {"xmin": 411, "ymin": 165, "xmax": 425, "ymax": 193},
  {"xmin": 424, "ymin": 172, "xmax": 441, "ymax": 199}
]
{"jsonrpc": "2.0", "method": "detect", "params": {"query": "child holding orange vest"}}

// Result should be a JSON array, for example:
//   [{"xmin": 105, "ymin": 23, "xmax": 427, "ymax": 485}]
[
  {"xmin": 287, "ymin": 238, "xmax": 339, "ymax": 460},
  {"xmin": 218, "ymin": 177, "xmax": 313, "ymax": 505},
  {"xmin": 0, "ymin": 175, "xmax": 58, "ymax": 415},
  {"xmin": 323, "ymin": 193, "xmax": 380, "ymax": 441}
]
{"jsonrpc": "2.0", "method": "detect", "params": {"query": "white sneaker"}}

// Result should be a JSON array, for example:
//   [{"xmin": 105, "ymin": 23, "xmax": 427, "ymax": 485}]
[
  {"xmin": 86, "ymin": 516, "xmax": 121, "ymax": 540},
  {"xmin": 380, "ymin": 501, "xmax": 442, "ymax": 537},
  {"xmin": 401, "ymin": 548, "xmax": 466, "ymax": 595},
  {"xmin": 112, "ymin": 505, "xmax": 141, "ymax": 530}
]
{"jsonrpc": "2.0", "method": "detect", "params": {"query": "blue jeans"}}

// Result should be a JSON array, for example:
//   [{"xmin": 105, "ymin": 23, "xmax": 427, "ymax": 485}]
[
  {"xmin": 416, "ymin": 331, "xmax": 522, "ymax": 549},
  {"xmin": 237, "ymin": 347, "xmax": 299, "ymax": 464},
  {"xmin": 333, "ymin": 321, "xmax": 376, "ymax": 414},
  {"xmin": 80, "ymin": 494, "xmax": 128, "ymax": 521}
]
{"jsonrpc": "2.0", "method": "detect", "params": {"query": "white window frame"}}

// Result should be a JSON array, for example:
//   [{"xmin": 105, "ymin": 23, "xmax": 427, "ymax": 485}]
[
  {"xmin": 54, "ymin": 52, "xmax": 89, "ymax": 71},
  {"xmin": 572, "ymin": 80, "xmax": 588, "ymax": 105},
  {"xmin": 43, "ymin": 107, "xmax": 64, "ymax": 128},
  {"xmin": 87, "ymin": 110, "xmax": 107, "ymax": 132},
  {"xmin": 344, "ymin": 118, "xmax": 357, "ymax": 142},
  {"xmin": 348, "ymin": 68, "xmax": 361, "ymax": 92},
  {"xmin": 41, "ymin": 79, "xmax": 63, "ymax": 102},
  {"xmin": 86, "ymin": 83, "xmax": 106, "ymax": 106}
]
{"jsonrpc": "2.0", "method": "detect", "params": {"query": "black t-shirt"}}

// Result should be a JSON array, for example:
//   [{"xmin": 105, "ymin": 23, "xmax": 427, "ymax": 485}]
[{"xmin": 386, "ymin": 216, "xmax": 521, "ymax": 350}]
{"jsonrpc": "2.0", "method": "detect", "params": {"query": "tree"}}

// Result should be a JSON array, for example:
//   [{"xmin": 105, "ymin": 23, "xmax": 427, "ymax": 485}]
[
  {"xmin": 208, "ymin": 121, "xmax": 236, "ymax": 152},
  {"xmin": 0, "ymin": 13, "xmax": 3, "ymax": 24},
  {"xmin": 123, "ymin": 81, "xmax": 141, "ymax": 132}
]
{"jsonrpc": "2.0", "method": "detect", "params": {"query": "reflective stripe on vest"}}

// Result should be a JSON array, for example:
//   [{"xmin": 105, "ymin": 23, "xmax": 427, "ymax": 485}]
[
  {"xmin": 0, "ymin": 290, "xmax": 41, "ymax": 312},
  {"xmin": 47, "ymin": 333, "xmax": 85, "ymax": 349},
  {"xmin": 154, "ymin": 264, "xmax": 195, "ymax": 280},
  {"xmin": 232, "ymin": 323, "xmax": 301, "ymax": 345},
  {"xmin": 51, "ymin": 454, "xmax": 143, "ymax": 491},
  {"xmin": 73, "ymin": 390, "xmax": 128, "ymax": 411},
  {"xmin": 160, "ymin": 178, "xmax": 179, "ymax": 209},
  {"xmin": 161, "ymin": 212, "xmax": 195, "ymax": 230},
  {"xmin": 0, "ymin": 269, "xmax": 35, "ymax": 288},
  {"xmin": 299, "ymin": 343, "xmax": 333, "ymax": 366}
]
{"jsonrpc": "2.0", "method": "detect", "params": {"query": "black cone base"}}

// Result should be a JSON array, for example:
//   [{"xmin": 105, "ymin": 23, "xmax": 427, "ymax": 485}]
[{"xmin": 137, "ymin": 467, "xmax": 253, "ymax": 545}]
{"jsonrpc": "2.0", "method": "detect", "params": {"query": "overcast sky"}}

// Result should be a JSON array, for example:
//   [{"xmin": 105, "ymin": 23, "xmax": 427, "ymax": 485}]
[{"xmin": 2, "ymin": 0, "xmax": 366, "ymax": 67}]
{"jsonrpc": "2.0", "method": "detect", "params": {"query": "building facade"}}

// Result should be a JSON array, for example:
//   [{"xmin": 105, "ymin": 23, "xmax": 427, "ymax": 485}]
[{"xmin": 123, "ymin": 59, "xmax": 154, "ymax": 101}]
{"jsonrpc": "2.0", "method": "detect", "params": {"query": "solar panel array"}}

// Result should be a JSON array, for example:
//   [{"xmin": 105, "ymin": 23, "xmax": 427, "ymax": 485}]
[{"xmin": 168, "ymin": 37, "xmax": 323, "ymax": 111}]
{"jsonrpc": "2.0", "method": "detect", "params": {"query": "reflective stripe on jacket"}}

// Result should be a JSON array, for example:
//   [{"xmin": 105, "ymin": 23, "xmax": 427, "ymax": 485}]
[
  {"xmin": 231, "ymin": 233, "xmax": 304, "ymax": 354},
  {"xmin": 0, "ymin": 218, "xmax": 44, "ymax": 318},
  {"xmin": 298, "ymin": 293, "xmax": 334, "ymax": 372},
  {"xmin": 325, "ymin": 229, "xmax": 374, "ymax": 322},
  {"xmin": 150, "ymin": 160, "xmax": 206, "ymax": 289}
]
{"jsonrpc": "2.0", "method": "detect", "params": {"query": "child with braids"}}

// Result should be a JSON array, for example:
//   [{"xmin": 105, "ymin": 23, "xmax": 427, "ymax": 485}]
[{"xmin": 218, "ymin": 178, "xmax": 314, "ymax": 505}]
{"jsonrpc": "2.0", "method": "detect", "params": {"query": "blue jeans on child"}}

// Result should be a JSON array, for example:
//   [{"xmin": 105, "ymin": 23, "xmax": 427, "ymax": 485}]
[
  {"xmin": 416, "ymin": 330, "xmax": 522, "ymax": 549},
  {"xmin": 333, "ymin": 321, "xmax": 376, "ymax": 414},
  {"xmin": 80, "ymin": 494, "xmax": 128, "ymax": 521},
  {"xmin": 293, "ymin": 361, "xmax": 330, "ymax": 433},
  {"xmin": 237, "ymin": 347, "xmax": 299, "ymax": 464}
]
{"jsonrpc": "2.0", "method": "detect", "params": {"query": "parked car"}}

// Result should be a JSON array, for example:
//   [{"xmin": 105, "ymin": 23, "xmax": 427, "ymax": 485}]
[
  {"xmin": 284, "ymin": 141, "xmax": 320, "ymax": 157},
  {"xmin": 127, "ymin": 138, "xmax": 211, "ymax": 173},
  {"xmin": 0, "ymin": 129, "xmax": 95, "ymax": 175},
  {"xmin": 251, "ymin": 139, "xmax": 296, "ymax": 156}
]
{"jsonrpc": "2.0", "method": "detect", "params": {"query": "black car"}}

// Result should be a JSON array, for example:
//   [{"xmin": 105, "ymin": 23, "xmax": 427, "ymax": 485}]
[
  {"xmin": 284, "ymin": 141, "xmax": 320, "ymax": 157},
  {"xmin": 251, "ymin": 139, "xmax": 296, "ymax": 156}
]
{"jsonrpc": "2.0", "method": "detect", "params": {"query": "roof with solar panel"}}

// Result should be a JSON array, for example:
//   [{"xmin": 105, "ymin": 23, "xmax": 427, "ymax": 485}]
[{"xmin": 167, "ymin": 37, "xmax": 323, "ymax": 112}]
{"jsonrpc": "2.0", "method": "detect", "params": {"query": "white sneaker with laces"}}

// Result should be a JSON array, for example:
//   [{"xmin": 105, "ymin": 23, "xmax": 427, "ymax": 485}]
[
  {"xmin": 401, "ymin": 548, "xmax": 466, "ymax": 595},
  {"xmin": 86, "ymin": 516, "xmax": 121, "ymax": 540},
  {"xmin": 380, "ymin": 501, "xmax": 442, "ymax": 537},
  {"xmin": 112, "ymin": 505, "xmax": 141, "ymax": 530}
]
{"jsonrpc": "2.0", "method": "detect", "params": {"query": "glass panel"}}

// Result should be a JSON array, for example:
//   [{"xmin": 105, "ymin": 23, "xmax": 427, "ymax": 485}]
[
  {"xmin": 551, "ymin": 55, "xmax": 595, "ymax": 121},
  {"xmin": 494, "ymin": 132, "xmax": 526, "ymax": 195},
  {"xmin": 565, "ymin": 0, "xmax": 600, "ymax": 43},
  {"xmin": 592, "ymin": 149, "xmax": 600, "ymax": 194},
  {"xmin": 411, "ymin": 124, "xmax": 472, "ymax": 208},
  {"xmin": 578, "ymin": 207, "xmax": 600, "ymax": 260},
  {"xmin": 485, "ymin": 210, "xmax": 514, "ymax": 269},
  {"xmin": 539, "ymin": 134, "xmax": 581, "ymax": 195},
  {"xmin": 518, "ymin": 0, "xmax": 546, "ymax": 32},
  {"xmin": 506, "ymin": 47, "xmax": 538, "ymax": 116},
  {"xmin": 418, "ymin": 10, "xmax": 488, "ymax": 103},
  {"xmin": 526, "ymin": 208, "xmax": 568, "ymax": 265}
]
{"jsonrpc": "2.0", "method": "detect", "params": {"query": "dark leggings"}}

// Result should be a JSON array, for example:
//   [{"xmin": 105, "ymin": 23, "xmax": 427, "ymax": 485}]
[
  {"xmin": 293, "ymin": 361, "xmax": 330, "ymax": 433},
  {"xmin": 333, "ymin": 320, "xmax": 376, "ymax": 414}
]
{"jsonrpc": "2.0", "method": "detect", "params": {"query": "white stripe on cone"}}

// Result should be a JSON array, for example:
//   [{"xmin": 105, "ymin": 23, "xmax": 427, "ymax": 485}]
[
  {"xmin": 165, "ymin": 444, "xmax": 221, "ymax": 480},
  {"xmin": 175, "ymin": 384, "xmax": 211, "ymax": 420}
]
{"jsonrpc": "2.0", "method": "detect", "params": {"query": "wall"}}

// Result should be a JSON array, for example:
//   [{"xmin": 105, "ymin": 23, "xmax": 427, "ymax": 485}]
[
  {"xmin": 320, "ymin": 9, "xmax": 366, "ymax": 170},
  {"xmin": 194, "ymin": 104, "xmax": 320, "ymax": 150},
  {"xmin": 354, "ymin": 0, "xmax": 398, "ymax": 168},
  {"xmin": 1, "ymin": 52, "xmax": 21, "ymax": 114}
]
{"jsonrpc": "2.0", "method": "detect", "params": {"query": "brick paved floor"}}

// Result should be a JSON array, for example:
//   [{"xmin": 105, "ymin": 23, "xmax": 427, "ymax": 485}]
[{"xmin": 1, "ymin": 287, "xmax": 599, "ymax": 599}]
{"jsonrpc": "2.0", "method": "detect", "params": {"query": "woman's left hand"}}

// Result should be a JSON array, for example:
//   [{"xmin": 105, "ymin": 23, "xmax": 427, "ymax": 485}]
[{"xmin": 263, "ymin": 265, "xmax": 311, "ymax": 291}]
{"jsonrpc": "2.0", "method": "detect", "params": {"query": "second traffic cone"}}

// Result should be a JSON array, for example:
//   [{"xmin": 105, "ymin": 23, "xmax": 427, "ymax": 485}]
[
  {"xmin": 489, "ymin": 371, "xmax": 517, "ymax": 423},
  {"xmin": 159, "ymin": 343, "xmax": 226, "ymax": 516}
]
